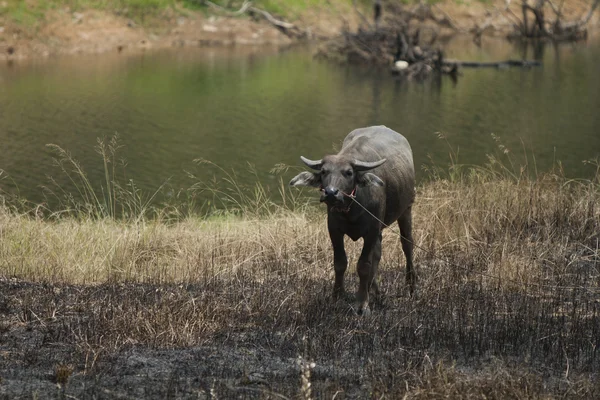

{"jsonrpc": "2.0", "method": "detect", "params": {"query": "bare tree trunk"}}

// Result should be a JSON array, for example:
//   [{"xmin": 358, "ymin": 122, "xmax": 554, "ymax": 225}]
[
  {"xmin": 514, "ymin": 0, "xmax": 597, "ymax": 40},
  {"xmin": 581, "ymin": 0, "xmax": 600, "ymax": 25},
  {"xmin": 534, "ymin": 0, "xmax": 546, "ymax": 35},
  {"xmin": 374, "ymin": 0, "xmax": 382, "ymax": 30},
  {"xmin": 521, "ymin": 0, "xmax": 547, "ymax": 37},
  {"xmin": 522, "ymin": 0, "xmax": 530, "ymax": 35}
]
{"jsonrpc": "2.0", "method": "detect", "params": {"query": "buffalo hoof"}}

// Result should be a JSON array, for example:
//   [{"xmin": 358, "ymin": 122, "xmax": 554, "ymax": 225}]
[
  {"xmin": 333, "ymin": 289, "xmax": 354, "ymax": 303},
  {"xmin": 372, "ymin": 292, "xmax": 386, "ymax": 307},
  {"xmin": 357, "ymin": 304, "xmax": 371, "ymax": 316},
  {"xmin": 406, "ymin": 271, "xmax": 417, "ymax": 296},
  {"xmin": 407, "ymin": 282, "xmax": 417, "ymax": 298}
]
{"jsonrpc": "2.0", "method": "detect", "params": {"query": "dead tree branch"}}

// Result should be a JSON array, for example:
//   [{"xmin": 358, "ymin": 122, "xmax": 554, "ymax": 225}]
[
  {"xmin": 201, "ymin": 0, "xmax": 302, "ymax": 37},
  {"xmin": 353, "ymin": 0, "xmax": 373, "ymax": 30},
  {"xmin": 508, "ymin": 0, "xmax": 598, "ymax": 41},
  {"xmin": 581, "ymin": 0, "xmax": 600, "ymax": 25},
  {"xmin": 247, "ymin": 6, "xmax": 295, "ymax": 30}
]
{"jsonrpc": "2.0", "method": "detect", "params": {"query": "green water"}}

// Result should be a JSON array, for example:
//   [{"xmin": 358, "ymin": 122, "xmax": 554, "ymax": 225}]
[{"xmin": 0, "ymin": 36, "xmax": 599, "ymax": 206}]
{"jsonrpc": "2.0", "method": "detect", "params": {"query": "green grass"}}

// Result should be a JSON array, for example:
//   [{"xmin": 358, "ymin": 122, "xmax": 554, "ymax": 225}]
[
  {"xmin": 0, "ymin": 1, "xmax": 50, "ymax": 27},
  {"xmin": 0, "ymin": 0, "xmax": 179, "ymax": 27}
]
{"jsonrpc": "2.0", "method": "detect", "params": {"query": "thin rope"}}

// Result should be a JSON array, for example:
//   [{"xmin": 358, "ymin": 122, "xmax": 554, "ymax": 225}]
[{"xmin": 343, "ymin": 192, "xmax": 599, "ymax": 293}]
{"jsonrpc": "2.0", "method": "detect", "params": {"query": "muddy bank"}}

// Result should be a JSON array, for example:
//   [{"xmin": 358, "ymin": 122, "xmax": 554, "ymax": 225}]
[
  {"xmin": 1, "ymin": 1, "xmax": 598, "ymax": 61},
  {"xmin": 0, "ymin": 9, "xmax": 297, "ymax": 60},
  {"xmin": 0, "ymin": 2, "xmax": 366, "ymax": 60}
]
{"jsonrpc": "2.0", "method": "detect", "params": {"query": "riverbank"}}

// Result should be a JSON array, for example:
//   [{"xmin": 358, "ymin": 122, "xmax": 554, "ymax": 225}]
[
  {"xmin": 1, "ymin": 157, "xmax": 599, "ymax": 397},
  {"xmin": 1, "ymin": 0, "xmax": 360, "ymax": 59},
  {"xmin": 1, "ymin": 0, "xmax": 598, "ymax": 60}
]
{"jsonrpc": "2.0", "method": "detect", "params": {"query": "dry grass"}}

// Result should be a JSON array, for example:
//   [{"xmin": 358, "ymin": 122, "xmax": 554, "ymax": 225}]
[
  {"xmin": 0, "ymin": 143, "xmax": 599, "ymax": 398},
  {"xmin": 1, "ymin": 151, "xmax": 598, "ymax": 291}
]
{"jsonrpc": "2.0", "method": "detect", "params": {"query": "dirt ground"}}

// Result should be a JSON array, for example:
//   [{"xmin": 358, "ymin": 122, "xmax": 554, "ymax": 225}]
[
  {"xmin": 0, "ymin": 8, "xmax": 295, "ymax": 60},
  {"xmin": 0, "ymin": 0, "xmax": 598, "ymax": 60}
]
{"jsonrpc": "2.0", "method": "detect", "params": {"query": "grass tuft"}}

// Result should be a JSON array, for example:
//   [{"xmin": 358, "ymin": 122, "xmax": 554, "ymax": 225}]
[
  {"xmin": 41, "ymin": 135, "xmax": 168, "ymax": 221},
  {"xmin": 53, "ymin": 363, "xmax": 74, "ymax": 387}
]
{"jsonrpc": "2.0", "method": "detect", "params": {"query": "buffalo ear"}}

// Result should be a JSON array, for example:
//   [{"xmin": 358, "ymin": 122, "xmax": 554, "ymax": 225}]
[
  {"xmin": 358, "ymin": 172, "xmax": 384, "ymax": 187},
  {"xmin": 289, "ymin": 171, "xmax": 321, "ymax": 188}
]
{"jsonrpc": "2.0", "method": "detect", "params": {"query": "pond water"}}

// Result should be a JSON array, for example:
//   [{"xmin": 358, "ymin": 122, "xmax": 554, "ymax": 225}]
[{"xmin": 1, "ymin": 35, "xmax": 599, "ymax": 206}]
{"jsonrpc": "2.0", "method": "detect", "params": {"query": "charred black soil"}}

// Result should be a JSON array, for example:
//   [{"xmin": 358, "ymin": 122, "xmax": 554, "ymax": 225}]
[
  {"xmin": 2, "ymin": 259, "xmax": 599, "ymax": 398},
  {"xmin": 1, "ymin": 157, "xmax": 600, "ymax": 398}
]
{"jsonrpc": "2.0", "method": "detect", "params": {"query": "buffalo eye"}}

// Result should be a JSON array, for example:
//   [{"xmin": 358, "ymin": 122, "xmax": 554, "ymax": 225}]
[
  {"xmin": 345, "ymin": 169, "xmax": 353, "ymax": 177},
  {"xmin": 321, "ymin": 169, "xmax": 329, "ymax": 176}
]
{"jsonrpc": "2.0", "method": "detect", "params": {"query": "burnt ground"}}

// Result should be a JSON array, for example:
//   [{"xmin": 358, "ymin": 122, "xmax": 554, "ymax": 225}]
[{"xmin": 1, "ymin": 261, "xmax": 599, "ymax": 399}]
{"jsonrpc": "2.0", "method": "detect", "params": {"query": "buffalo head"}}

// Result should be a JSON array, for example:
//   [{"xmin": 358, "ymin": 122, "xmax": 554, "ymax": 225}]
[{"xmin": 289, "ymin": 155, "xmax": 386, "ymax": 206}]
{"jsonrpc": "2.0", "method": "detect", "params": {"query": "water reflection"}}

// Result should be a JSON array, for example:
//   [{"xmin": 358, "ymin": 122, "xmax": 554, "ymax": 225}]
[{"xmin": 0, "ymin": 37, "xmax": 598, "ymax": 206}]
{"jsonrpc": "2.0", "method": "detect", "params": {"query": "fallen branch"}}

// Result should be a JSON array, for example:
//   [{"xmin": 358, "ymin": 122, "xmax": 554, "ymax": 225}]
[
  {"xmin": 316, "ymin": 25, "xmax": 451, "ymax": 81},
  {"xmin": 502, "ymin": 4, "xmax": 526, "ymax": 30},
  {"xmin": 443, "ymin": 59, "xmax": 542, "ymax": 68},
  {"xmin": 201, "ymin": 0, "xmax": 301, "ymax": 37},
  {"xmin": 430, "ymin": 4, "xmax": 467, "ymax": 32},
  {"xmin": 247, "ymin": 6, "xmax": 295, "ymax": 30}
]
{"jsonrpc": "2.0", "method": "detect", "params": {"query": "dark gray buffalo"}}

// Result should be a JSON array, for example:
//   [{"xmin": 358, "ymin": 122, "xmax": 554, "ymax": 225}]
[{"xmin": 290, "ymin": 125, "xmax": 415, "ymax": 314}]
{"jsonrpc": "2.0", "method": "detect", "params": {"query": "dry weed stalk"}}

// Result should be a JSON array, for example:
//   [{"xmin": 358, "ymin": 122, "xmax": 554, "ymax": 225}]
[{"xmin": 297, "ymin": 355, "xmax": 316, "ymax": 400}]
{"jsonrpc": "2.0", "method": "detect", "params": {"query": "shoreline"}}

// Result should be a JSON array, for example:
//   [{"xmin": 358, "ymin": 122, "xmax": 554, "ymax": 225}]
[
  {"xmin": 1, "ymin": 1, "xmax": 598, "ymax": 61},
  {"xmin": 0, "ymin": 9, "xmax": 297, "ymax": 61}
]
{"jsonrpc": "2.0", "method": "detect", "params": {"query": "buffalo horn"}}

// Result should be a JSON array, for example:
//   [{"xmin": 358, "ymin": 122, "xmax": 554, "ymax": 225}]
[
  {"xmin": 352, "ymin": 158, "xmax": 387, "ymax": 171},
  {"xmin": 300, "ymin": 156, "xmax": 323, "ymax": 170}
]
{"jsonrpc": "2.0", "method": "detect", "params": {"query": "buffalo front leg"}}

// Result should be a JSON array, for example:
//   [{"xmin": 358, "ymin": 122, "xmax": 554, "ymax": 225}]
[
  {"xmin": 329, "ymin": 230, "xmax": 348, "ymax": 300},
  {"xmin": 369, "ymin": 231, "xmax": 383, "ymax": 302},
  {"xmin": 398, "ymin": 207, "xmax": 416, "ymax": 295},
  {"xmin": 356, "ymin": 233, "xmax": 381, "ymax": 315}
]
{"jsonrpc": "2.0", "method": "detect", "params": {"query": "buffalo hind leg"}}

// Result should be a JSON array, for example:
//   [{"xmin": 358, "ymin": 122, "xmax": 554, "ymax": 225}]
[
  {"xmin": 356, "ymin": 233, "xmax": 381, "ymax": 315},
  {"xmin": 398, "ymin": 207, "xmax": 416, "ymax": 295},
  {"xmin": 329, "ymin": 230, "xmax": 348, "ymax": 301}
]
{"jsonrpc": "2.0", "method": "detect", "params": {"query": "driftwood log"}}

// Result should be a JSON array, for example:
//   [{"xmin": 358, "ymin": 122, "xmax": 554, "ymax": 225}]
[{"xmin": 443, "ymin": 59, "xmax": 541, "ymax": 68}]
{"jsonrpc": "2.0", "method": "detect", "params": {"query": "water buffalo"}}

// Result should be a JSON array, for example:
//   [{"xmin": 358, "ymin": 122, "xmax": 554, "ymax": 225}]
[{"xmin": 289, "ymin": 125, "xmax": 415, "ymax": 314}]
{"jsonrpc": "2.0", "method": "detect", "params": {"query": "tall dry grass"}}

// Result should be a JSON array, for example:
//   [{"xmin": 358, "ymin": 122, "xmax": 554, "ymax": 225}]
[{"xmin": 1, "ymin": 135, "xmax": 597, "ymax": 290}]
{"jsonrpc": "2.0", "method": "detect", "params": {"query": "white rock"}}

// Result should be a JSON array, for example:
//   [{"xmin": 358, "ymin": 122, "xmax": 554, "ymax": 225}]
[
  {"xmin": 203, "ymin": 24, "xmax": 218, "ymax": 33},
  {"xmin": 394, "ymin": 60, "xmax": 409, "ymax": 70}
]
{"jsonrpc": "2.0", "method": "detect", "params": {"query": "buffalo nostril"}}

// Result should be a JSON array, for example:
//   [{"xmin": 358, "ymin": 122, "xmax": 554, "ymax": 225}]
[{"xmin": 324, "ymin": 187, "xmax": 339, "ymax": 197}]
